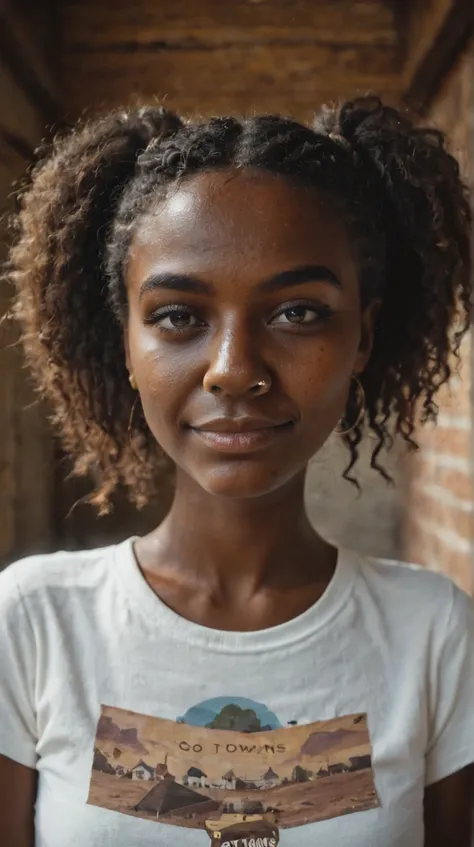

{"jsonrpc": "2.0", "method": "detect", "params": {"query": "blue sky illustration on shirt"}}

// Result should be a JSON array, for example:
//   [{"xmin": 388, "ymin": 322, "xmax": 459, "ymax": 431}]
[{"xmin": 177, "ymin": 697, "xmax": 282, "ymax": 732}]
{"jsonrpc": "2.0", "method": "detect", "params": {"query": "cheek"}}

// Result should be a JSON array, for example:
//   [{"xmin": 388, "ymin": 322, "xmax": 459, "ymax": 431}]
[
  {"xmin": 130, "ymin": 331, "xmax": 199, "ymax": 434},
  {"xmin": 130, "ymin": 321, "xmax": 188, "ymax": 387},
  {"xmin": 279, "ymin": 325, "xmax": 358, "ymax": 415}
]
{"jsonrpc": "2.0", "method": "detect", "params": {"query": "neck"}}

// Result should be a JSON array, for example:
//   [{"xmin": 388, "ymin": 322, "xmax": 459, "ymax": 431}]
[{"xmin": 144, "ymin": 470, "xmax": 331, "ymax": 593}]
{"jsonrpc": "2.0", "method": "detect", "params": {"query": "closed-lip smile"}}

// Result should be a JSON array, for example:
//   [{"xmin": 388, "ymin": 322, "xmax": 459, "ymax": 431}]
[{"xmin": 188, "ymin": 417, "xmax": 295, "ymax": 453}]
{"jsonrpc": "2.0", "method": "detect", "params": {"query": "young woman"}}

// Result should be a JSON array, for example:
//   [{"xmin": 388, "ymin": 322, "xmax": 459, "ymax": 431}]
[{"xmin": 1, "ymin": 96, "xmax": 473, "ymax": 847}]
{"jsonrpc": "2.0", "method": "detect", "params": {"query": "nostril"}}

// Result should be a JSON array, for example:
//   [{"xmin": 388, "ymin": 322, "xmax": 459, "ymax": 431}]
[{"xmin": 249, "ymin": 379, "xmax": 270, "ymax": 396}]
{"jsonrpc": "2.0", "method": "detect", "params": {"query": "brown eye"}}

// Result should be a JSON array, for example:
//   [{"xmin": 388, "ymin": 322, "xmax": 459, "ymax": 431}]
[
  {"xmin": 270, "ymin": 302, "xmax": 333, "ymax": 328},
  {"xmin": 284, "ymin": 306, "xmax": 313, "ymax": 324},
  {"xmin": 149, "ymin": 306, "xmax": 203, "ymax": 331},
  {"xmin": 164, "ymin": 311, "xmax": 195, "ymax": 328},
  {"xmin": 271, "ymin": 306, "xmax": 318, "ymax": 326}
]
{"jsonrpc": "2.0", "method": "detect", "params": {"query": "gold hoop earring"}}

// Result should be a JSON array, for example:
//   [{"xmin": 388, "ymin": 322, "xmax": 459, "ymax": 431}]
[
  {"xmin": 128, "ymin": 394, "xmax": 143, "ymax": 461},
  {"xmin": 336, "ymin": 376, "xmax": 366, "ymax": 436}
]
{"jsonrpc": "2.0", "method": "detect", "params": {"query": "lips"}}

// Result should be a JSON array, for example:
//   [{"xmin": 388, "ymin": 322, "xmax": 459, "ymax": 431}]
[
  {"xmin": 188, "ymin": 417, "xmax": 295, "ymax": 454},
  {"xmin": 191, "ymin": 416, "xmax": 292, "ymax": 434}
]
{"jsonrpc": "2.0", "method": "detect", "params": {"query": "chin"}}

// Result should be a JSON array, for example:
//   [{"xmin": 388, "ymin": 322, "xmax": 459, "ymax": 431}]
[{"xmin": 191, "ymin": 461, "xmax": 304, "ymax": 500}]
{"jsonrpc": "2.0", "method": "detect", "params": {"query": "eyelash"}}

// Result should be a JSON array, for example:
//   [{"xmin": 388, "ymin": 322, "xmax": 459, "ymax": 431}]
[
  {"xmin": 145, "ymin": 305, "xmax": 204, "ymax": 333},
  {"xmin": 146, "ymin": 301, "xmax": 334, "ymax": 333},
  {"xmin": 271, "ymin": 302, "xmax": 334, "ymax": 327}
]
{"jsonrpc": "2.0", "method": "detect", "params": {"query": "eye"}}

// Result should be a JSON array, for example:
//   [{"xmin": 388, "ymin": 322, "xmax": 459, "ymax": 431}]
[
  {"xmin": 147, "ymin": 306, "xmax": 204, "ymax": 331},
  {"xmin": 270, "ymin": 304, "xmax": 332, "ymax": 326},
  {"xmin": 159, "ymin": 311, "xmax": 198, "ymax": 329}
]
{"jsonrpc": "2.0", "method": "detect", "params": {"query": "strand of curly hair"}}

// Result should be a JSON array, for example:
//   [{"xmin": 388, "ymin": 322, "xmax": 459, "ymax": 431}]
[{"xmin": 7, "ymin": 97, "xmax": 472, "ymax": 513}]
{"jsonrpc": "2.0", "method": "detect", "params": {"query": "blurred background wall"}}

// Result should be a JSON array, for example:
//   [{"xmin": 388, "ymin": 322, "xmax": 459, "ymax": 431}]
[{"xmin": 0, "ymin": 0, "xmax": 472, "ymax": 588}]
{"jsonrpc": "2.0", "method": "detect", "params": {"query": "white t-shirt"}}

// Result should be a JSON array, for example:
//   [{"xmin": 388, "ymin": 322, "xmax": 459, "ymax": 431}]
[{"xmin": 1, "ymin": 538, "xmax": 474, "ymax": 847}]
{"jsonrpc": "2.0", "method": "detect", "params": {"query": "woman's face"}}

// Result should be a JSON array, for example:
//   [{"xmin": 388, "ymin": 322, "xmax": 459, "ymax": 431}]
[{"xmin": 125, "ymin": 168, "xmax": 375, "ymax": 499}]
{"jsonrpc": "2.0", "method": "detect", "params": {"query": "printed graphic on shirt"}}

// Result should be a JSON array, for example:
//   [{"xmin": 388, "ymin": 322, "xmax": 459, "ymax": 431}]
[
  {"xmin": 206, "ymin": 812, "xmax": 280, "ymax": 846},
  {"xmin": 177, "ymin": 696, "xmax": 282, "ymax": 732},
  {"xmin": 87, "ymin": 700, "xmax": 378, "ymax": 841}
]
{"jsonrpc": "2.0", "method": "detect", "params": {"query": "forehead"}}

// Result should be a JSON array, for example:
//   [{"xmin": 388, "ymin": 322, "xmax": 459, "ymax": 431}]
[{"xmin": 128, "ymin": 168, "xmax": 354, "ymax": 281}]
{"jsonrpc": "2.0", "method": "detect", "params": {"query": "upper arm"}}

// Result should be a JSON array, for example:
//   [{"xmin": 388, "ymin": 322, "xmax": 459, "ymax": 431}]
[
  {"xmin": 423, "ymin": 583, "xmax": 474, "ymax": 846},
  {"xmin": 0, "ymin": 754, "xmax": 37, "ymax": 847},
  {"xmin": 0, "ymin": 565, "xmax": 39, "ymax": 844},
  {"xmin": 425, "ymin": 583, "xmax": 474, "ymax": 786},
  {"xmin": 424, "ymin": 764, "xmax": 474, "ymax": 847}
]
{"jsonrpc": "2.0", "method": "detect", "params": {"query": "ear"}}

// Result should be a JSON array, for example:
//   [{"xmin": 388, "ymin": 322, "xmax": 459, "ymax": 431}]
[{"xmin": 353, "ymin": 299, "xmax": 380, "ymax": 375}]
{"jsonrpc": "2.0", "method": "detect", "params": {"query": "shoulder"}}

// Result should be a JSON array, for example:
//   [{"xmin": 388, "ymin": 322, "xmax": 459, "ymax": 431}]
[
  {"xmin": 0, "ymin": 541, "xmax": 125, "ymax": 614},
  {"xmin": 352, "ymin": 552, "xmax": 473, "ymax": 639},
  {"xmin": 359, "ymin": 553, "xmax": 458, "ymax": 600}
]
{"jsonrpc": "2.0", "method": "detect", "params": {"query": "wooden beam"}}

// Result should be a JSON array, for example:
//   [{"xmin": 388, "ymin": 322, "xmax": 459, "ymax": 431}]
[
  {"xmin": 0, "ymin": 9, "xmax": 63, "ymax": 130},
  {"xmin": 60, "ymin": 0, "xmax": 398, "ymax": 49},
  {"xmin": 59, "ymin": 0, "xmax": 402, "ymax": 120},
  {"xmin": 61, "ymin": 40, "xmax": 401, "ymax": 119},
  {"xmin": 0, "ymin": 126, "xmax": 35, "ymax": 162},
  {"xmin": 0, "ymin": 2, "xmax": 58, "ymax": 563},
  {"xmin": 403, "ymin": 0, "xmax": 473, "ymax": 114},
  {"xmin": 0, "ymin": 62, "xmax": 47, "ymax": 151}
]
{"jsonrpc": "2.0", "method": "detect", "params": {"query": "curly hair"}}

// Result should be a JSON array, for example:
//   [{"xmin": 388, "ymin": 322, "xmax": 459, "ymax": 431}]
[{"xmin": 8, "ymin": 96, "xmax": 472, "ymax": 512}]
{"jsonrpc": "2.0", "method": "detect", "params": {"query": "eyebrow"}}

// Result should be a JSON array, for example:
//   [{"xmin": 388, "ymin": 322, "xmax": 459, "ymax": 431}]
[
  {"xmin": 139, "ymin": 264, "xmax": 341, "ymax": 300},
  {"xmin": 139, "ymin": 273, "xmax": 213, "ymax": 299},
  {"xmin": 258, "ymin": 264, "xmax": 341, "ymax": 293}
]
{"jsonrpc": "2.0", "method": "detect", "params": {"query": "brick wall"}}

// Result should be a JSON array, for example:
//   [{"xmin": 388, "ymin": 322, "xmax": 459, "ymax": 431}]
[{"xmin": 402, "ymin": 42, "xmax": 474, "ymax": 593}]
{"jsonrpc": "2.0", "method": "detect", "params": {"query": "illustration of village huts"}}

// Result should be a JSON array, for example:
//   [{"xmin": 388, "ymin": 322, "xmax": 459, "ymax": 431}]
[{"xmin": 88, "ymin": 704, "xmax": 379, "ymax": 830}]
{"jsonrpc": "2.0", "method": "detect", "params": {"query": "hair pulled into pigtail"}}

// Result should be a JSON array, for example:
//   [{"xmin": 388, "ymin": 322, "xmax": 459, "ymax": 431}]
[
  {"xmin": 316, "ymin": 96, "xmax": 472, "ymax": 477},
  {"xmin": 11, "ymin": 106, "xmax": 182, "ymax": 511}
]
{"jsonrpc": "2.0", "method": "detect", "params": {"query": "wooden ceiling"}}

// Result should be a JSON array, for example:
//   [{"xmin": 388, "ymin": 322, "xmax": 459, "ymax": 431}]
[
  {"xmin": 58, "ymin": 0, "xmax": 402, "ymax": 120},
  {"xmin": 0, "ymin": 0, "xmax": 472, "ymax": 154}
]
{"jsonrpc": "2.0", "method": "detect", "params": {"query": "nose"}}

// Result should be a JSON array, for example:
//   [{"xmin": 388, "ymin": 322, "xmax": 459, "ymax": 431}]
[{"xmin": 202, "ymin": 323, "xmax": 271, "ymax": 398}]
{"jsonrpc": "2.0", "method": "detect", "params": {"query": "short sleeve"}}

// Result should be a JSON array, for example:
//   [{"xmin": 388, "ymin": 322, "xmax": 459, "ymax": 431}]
[
  {"xmin": 425, "ymin": 580, "xmax": 474, "ymax": 786},
  {"xmin": 0, "ymin": 563, "xmax": 38, "ymax": 768}
]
